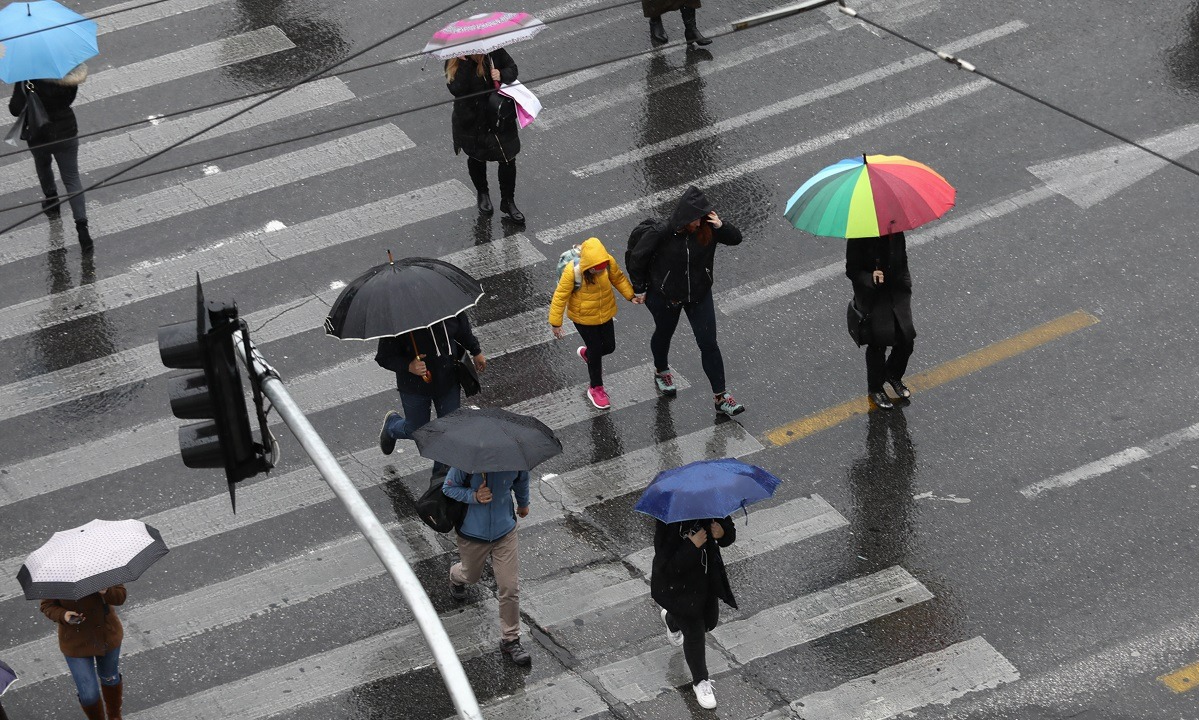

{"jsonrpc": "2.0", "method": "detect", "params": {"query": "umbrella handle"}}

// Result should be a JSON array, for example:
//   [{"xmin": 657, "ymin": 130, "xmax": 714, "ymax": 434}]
[{"xmin": 411, "ymin": 334, "xmax": 432, "ymax": 383}]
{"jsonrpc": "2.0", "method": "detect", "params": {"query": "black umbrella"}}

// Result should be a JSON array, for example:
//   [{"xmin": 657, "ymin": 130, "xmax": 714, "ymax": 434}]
[
  {"xmin": 412, "ymin": 407, "xmax": 563, "ymax": 473},
  {"xmin": 324, "ymin": 253, "xmax": 484, "ymax": 340}
]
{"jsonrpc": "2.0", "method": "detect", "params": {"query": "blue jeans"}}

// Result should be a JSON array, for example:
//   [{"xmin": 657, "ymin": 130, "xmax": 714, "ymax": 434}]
[
  {"xmin": 64, "ymin": 647, "xmax": 120, "ymax": 706},
  {"xmin": 386, "ymin": 384, "xmax": 462, "ymax": 474}
]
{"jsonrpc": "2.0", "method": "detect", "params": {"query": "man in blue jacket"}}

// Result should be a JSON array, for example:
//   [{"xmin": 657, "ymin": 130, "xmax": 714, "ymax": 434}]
[{"xmin": 442, "ymin": 467, "xmax": 532, "ymax": 666}]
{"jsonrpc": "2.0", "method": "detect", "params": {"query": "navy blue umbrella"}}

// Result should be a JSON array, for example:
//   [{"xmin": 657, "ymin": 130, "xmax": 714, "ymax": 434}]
[
  {"xmin": 0, "ymin": 658, "xmax": 16, "ymax": 697},
  {"xmin": 634, "ymin": 458, "xmax": 781, "ymax": 524}
]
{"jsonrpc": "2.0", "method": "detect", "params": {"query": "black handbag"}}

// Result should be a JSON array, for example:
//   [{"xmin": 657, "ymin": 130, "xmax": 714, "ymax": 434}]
[
  {"xmin": 5, "ymin": 83, "xmax": 50, "ymax": 146},
  {"xmin": 416, "ymin": 469, "xmax": 466, "ymax": 533},
  {"xmin": 454, "ymin": 348, "xmax": 480, "ymax": 397},
  {"xmin": 847, "ymin": 300, "xmax": 871, "ymax": 347}
]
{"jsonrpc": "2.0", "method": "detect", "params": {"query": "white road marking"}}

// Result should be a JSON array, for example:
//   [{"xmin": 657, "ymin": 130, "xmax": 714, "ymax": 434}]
[
  {"xmin": 572, "ymin": 21, "xmax": 1026, "ymax": 177},
  {"xmin": 537, "ymin": 79, "xmax": 991, "ymax": 244},
  {"xmin": 94, "ymin": 0, "xmax": 234, "ymax": 35},
  {"xmin": 76, "ymin": 27, "xmax": 296, "ymax": 106},
  {"xmin": 786, "ymin": 637, "xmax": 1018, "ymax": 720},
  {"xmin": 1020, "ymin": 421, "xmax": 1199, "ymax": 498}
]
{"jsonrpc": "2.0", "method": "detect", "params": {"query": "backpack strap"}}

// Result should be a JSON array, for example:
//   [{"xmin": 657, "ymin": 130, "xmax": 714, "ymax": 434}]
[{"xmin": 572, "ymin": 261, "xmax": 582, "ymax": 289}]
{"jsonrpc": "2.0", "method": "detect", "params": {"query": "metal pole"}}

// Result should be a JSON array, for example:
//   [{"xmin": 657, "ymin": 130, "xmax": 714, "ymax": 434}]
[
  {"xmin": 730, "ymin": 0, "xmax": 837, "ymax": 30},
  {"xmin": 234, "ymin": 330, "xmax": 484, "ymax": 720}
]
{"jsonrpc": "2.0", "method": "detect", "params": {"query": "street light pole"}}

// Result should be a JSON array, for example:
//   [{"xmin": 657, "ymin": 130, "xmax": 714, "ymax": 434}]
[
  {"xmin": 233, "ymin": 329, "xmax": 484, "ymax": 720},
  {"xmin": 730, "ymin": 0, "xmax": 839, "ymax": 30}
]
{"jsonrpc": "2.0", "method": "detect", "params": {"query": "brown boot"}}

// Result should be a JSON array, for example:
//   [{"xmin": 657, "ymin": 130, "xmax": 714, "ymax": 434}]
[
  {"xmin": 100, "ymin": 680, "xmax": 123, "ymax": 719},
  {"xmin": 80, "ymin": 700, "xmax": 105, "ymax": 720}
]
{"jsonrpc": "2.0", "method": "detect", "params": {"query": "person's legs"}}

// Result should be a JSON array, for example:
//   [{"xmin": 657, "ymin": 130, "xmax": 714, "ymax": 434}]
[
  {"xmin": 666, "ymin": 611, "xmax": 710, "ymax": 685},
  {"xmin": 865, "ymin": 344, "xmax": 887, "ymax": 392},
  {"xmin": 886, "ymin": 336, "xmax": 915, "ymax": 381},
  {"xmin": 449, "ymin": 535, "xmax": 489, "ymax": 587},
  {"xmin": 96, "ymin": 646, "xmax": 122, "ymax": 719},
  {"xmin": 645, "ymin": 291, "xmax": 683, "ymax": 374},
  {"xmin": 490, "ymin": 528, "xmax": 521, "ymax": 642},
  {"xmin": 53, "ymin": 138, "xmax": 86, "ymax": 221},
  {"xmin": 64, "ymin": 654, "xmax": 102, "ymax": 707},
  {"xmin": 429, "ymin": 385, "xmax": 462, "ymax": 475},
  {"xmin": 29, "ymin": 143, "xmax": 59, "ymax": 200},
  {"xmin": 573, "ymin": 321, "xmax": 611, "ymax": 388},
  {"xmin": 466, "ymin": 157, "xmax": 489, "ymax": 193},
  {"xmin": 682, "ymin": 291, "xmax": 726, "ymax": 395},
  {"xmin": 497, "ymin": 160, "xmax": 516, "ymax": 204},
  {"xmin": 385, "ymin": 391, "xmax": 433, "ymax": 441}
]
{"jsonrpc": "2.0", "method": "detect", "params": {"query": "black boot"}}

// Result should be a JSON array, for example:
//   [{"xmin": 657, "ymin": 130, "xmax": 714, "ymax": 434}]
[
  {"xmin": 477, "ymin": 190, "xmax": 493, "ymax": 215},
  {"xmin": 75, "ymin": 220, "xmax": 94, "ymax": 253},
  {"xmin": 500, "ymin": 199, "xmax": 525, "ymax": 224},
  {"xmin": 649, "ymin": 16, "xmax": 668, "ymax": 44},
  {"xmin": 42, "ymin": 194, "xmax": 61, "ymax": 217},
  {"xmin": 681, "ymin": 8, "xmax": 711, "ymax": 45}
]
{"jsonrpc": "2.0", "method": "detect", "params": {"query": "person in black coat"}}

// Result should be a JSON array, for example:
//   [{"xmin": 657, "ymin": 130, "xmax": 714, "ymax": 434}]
[
  {"xmin": 446, "ymin": 50, "xmax": 525, "ymax": 223},
  {"xmin": 650, "ymin": 515, "xmax": 736, "ymax": 709},
  {"xmin": 642, "ymin": 0, "xmax": 711, "ymax": 46},
  {"xmin": 376, "ymin": 314, "xmax": 486, "ymax": 468},
  {"xmin": 627, "ymin": 186, "xmax": 745, "ymax": 416},
  {"xmin": 846, "ymin": 232, "xmax": 916, "ymax": 409},
  {"xmin": 8, "ymin": 63, "xmax": 93, "ymax": 251}
]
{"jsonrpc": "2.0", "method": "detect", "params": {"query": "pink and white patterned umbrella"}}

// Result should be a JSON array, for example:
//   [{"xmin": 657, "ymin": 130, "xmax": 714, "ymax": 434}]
[{"xmin": 421, "ymin": 12, "xmax": 546, "ymax": 60}]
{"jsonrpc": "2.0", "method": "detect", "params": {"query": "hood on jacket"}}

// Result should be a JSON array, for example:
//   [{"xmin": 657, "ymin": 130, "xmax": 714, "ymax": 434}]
[
  {"xmin": 667, "ymin": 186, "xmax": 714, "ymax": 231},
  {"xmin": 46, "ymin": 63, "xmax": 88, "ymax": 87},
  {"xmin": 577, "ymin": 237, "xmax": 611, "ymax": 271}
]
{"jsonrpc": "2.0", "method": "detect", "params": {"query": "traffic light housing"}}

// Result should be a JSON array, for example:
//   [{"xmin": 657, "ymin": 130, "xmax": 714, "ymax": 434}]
[{"xmin": 159, "ymin": 276, "xmax": 272, "ymax": 510}]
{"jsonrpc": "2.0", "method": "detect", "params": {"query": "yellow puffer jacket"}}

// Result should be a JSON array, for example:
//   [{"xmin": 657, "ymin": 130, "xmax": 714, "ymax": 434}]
[{"xmin": 549, "ymin": 237, "xmax": 636, "ymax": 327}]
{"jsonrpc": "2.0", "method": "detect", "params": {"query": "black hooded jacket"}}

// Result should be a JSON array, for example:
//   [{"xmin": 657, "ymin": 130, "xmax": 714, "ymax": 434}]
[
  {"xmin": 447, "ymin": 51, "xmax": 520, "ymax": 163},
  {"xmin": 650, "ymin": 516, "xmax": 738, "ymax": 618},
  {"xmin": 375, "ymin": 314, "xmax": 481, "ymax": 396},
  {"xmin": 8, "ymin": 64, "xmax": 88, "ymax": 144},
  {"xmin": 626, "ymin": 186, "xmax": 742, "ymax": 303}
]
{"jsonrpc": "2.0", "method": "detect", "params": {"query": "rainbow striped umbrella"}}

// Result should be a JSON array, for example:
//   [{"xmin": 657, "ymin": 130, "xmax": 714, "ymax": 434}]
[
  {"xmin": 784, "ymin": 154, "xmax": 955, "ymax": 239},
  {"xmin": 421, "ymin": 12, "xmax": 546, "ymax": 60}
]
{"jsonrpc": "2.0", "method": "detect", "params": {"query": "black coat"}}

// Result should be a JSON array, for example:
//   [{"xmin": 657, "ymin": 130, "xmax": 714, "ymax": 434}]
[
  {"xmin": 650, "ymin": 516, "xmax": 737, "ymax": 618},
  {"xmin": 642, "ymin": 0, "xmax": 700, "ymax": 18},
  {"xmin": 7, "ymin": 64, "xmax": 87, "ymax": 145},
  {"xmin": 375, "ymin": 314, "xmax": 481, "ymax": 396},
  {"xmin": 846, "ymin": 233, "xmax": 916, "ymax": 347},
  {"xmin": 626, "ymin": 187, "xmax": 742, "ymax": 302},
  {"xmin": 447, "ymin": 51, "xmax": 520, "ymax": 163}
]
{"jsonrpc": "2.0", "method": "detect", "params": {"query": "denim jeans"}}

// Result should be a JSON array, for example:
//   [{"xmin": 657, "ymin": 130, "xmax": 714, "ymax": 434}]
[
  {"xmin": 645, "ymin": 289, "xmax": 726, "ymax": 394},
  {"xmin": 30, "ymin": 137, "xmax": 86, "ymax": 221},
  {"xmin": 385, "ymin": 384, "xmax": 462, "ymax": 473},
  {"xmin": 64, "ymin": 647, "xmax": 120, "ymax": 706}
]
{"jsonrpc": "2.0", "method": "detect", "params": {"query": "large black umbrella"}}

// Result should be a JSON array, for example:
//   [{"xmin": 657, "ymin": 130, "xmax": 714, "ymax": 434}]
[
  {"xmin": 412, "ymin": 407, "xmax": 563, "ymax": 473},
  {"xmin": 324, "ymin": 253, "xmax": 483, "ymax": 340}
]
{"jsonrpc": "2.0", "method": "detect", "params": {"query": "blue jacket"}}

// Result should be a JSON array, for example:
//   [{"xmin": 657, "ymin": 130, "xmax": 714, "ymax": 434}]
[{"xmin": 442, "ymin": 468, "xmax": 530, "ymax": 543}]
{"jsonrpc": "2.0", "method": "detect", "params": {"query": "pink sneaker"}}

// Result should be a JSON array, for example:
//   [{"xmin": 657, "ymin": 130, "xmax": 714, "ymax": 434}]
[
  {"xmin": 577, "ymin": 346, "xmax": 588, "ymax": 363},
  {"xmin": 587, "ymin": 386, "xmax": 610, "ymax": 409}
]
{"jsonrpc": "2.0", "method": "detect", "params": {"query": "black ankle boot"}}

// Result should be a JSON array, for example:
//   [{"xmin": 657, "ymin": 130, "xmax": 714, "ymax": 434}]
[
  {"xmin": 500, "ymin": 199, "xmax": 525, "ymax": 224},
  {"xmin": 681, "ymin": 8, "xmax": 711, "ymax": 45},
  {"xmin": 75, "ymin": 220, "xmax": 94, "ymax": 253},
  {"xmin": 42, "ymin": 194, "xmax": 61, "ymax": 217},
  {"xmin": 649, "ymin": 16, "xmax": 668, "ymax": 44},
  {"xmin": 477, "ymin": 191, "xmax": 493, "ymax": 215}
]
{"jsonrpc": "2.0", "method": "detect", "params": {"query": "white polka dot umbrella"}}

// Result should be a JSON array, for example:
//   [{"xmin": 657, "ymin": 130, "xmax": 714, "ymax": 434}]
[{"xmin": 16, "ymin": 519, "xmax": 169, "ymax": 601}]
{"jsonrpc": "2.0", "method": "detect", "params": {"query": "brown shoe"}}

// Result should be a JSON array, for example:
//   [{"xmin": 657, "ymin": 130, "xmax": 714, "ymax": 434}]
[
  {"xmin": 80, "ymin": 700, "xmax": 105, "ymax": 720},
  {"xmin": 101, "ymin": 679, "xmax": 123, "ymax": 719}
]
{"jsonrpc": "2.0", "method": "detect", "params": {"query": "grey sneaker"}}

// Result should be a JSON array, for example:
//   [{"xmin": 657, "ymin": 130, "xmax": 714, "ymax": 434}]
[
  {"xmin": 448, "ymin": 579, "xmax": 468, "ymax": 601},
  {"xmin": 714, "ymin": 392, "xmax": 744, "ymax": 416},
  {"xmin": 379, "ymin": 411, "xmax": 400, "ymax": 455},
  {"xmin": 500, "ymin": 638, "xmax": 532, "ymax": 666},
  {"xmin": 654, "ymin": 370, "xmax": 677, "ymax": 396}
]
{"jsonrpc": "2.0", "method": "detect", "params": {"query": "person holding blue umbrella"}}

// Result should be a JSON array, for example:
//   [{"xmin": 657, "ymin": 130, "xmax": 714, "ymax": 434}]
[
  {"xmin": 637, "ymin": 458, "xmax": 780, "ymax": 710},
  {"xmin": 3, "ymin": 0, "xmax": 99, "ymax": 251}
]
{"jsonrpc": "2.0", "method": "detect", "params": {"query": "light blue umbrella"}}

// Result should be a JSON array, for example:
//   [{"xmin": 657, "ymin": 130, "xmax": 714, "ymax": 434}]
[{"xmin": 0, "ymin": 1, "xmax": 98, "ymax": 82}]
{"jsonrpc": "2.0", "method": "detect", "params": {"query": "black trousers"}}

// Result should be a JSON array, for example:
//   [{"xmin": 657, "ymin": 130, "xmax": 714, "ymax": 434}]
[
  {"xmin": 645, "ymin": 289, "xmax": 726, "ymax": 394},
  {"xmin": 865, "ymin": 336, "xmax": 914, "ymax": 392},
  {"xmin": 466, "ymin": 157, "xmax": 516, "ymax": 201},
  {"xmin": 665, "ymin": 595, "xmax": 720, "ymax": 685},
  {"xmin": 574, "ymin": 319, "xmax": 616, "ymax": 388}
]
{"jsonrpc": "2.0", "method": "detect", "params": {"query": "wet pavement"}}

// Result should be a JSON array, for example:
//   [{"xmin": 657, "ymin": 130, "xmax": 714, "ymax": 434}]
[{"xmin": 3, "ymin": 0, "xmax": 1199, "ymax": 717}]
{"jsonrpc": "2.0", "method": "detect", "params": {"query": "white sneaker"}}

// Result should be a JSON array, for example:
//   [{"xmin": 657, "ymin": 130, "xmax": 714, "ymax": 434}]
[
  {"xmin": 661, "ymin": 608, "xmax": 683, "ymax": 647},
  {"xmin": 693, "ymin": 679, "xmax": 716, "ymax": 709}
]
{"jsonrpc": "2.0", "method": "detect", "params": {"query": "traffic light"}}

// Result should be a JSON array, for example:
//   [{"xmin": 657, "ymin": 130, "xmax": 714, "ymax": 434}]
[{"xmin": 158, "ymin": 276, "xmax": 272, "ymax": 510}]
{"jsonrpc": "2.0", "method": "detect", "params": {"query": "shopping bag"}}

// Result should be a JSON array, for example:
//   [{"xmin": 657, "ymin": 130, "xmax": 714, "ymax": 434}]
[{"xmin": 498, "ymin": 81, "xmax": 542, "ymax": 128}]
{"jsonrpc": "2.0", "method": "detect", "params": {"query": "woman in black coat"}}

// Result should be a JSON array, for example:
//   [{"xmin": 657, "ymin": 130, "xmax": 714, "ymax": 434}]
[
  {"xmin": 446, "ymin": 50, "xmax": 525, "ymax": 223},
  {"xmin": 650, "ymin": 515, "xmax": 736, "ymax": 709},
  {"xmin": 846, "ymin": 232, "xmax": 916, "ymax": 409},
  {"xmin": 8, "ymin": 63, "xmax": 93, "ymax": 250},
  {"xmin": 643, "ymin": 0, "xmax": 711, "ymax": 46}
]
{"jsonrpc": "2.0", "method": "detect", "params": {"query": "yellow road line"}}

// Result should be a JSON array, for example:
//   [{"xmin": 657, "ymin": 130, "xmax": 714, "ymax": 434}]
[
  {"xmin": 766, "ymin": 310, "xmax": 1099, "ymax": 446},
  {"xmin": 1160, "ymin": 661, "xmax": 1199, "ymax": 693}
]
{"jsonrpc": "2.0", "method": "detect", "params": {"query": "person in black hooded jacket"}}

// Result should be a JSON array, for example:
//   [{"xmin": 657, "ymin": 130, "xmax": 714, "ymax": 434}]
[
  {"xmin": 446, "ymin": 51, "xmax": 525, "ymax": 223},
  {"xmin": 626, "ymin": 186, "xmax": 745, "ymax": 416},
  {"xmin": 376, "ymin": 314, "xmax": 486, "ymax": 470},
  {"xmin": 650, "ymin": 515, "xmax": 736, "ymax": 709},
  {"xmin": 8, "ymin": 63, "xmax": 93, "ymax": 251}
]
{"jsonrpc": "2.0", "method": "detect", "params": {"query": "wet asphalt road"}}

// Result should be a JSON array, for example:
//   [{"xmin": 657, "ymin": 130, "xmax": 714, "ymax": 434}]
[{"xmin": 3, "ymin": 0, "xmax": 1199, "ymax": 717}]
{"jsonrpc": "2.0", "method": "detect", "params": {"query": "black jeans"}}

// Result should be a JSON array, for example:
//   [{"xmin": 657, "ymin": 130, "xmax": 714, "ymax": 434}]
[
  {"xmin": 645, "ymin": 289, "xmax": 726, "ymax": 394},
  {"xmin": 665, "ymin": 595, "xmax": 720, "ymax": 685},
  {"xmin": 574, "ymin": 319, "xmax": 616, "ymax": 388},
  {"xmin": 466, "ymin": 157, "xmax": 516, "ymax": 202},
  {"xmin": 30, "ymin": 136, "xmax": 86, "ymax": 220},
  {"xmin": 866, "ymin": 336, "xmax": 914, "ymax": 392}
]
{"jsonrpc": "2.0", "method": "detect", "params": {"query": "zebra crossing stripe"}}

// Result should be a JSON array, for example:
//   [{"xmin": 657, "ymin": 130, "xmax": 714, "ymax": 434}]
[
  {"xmin": 449, "ymin": 673, "xmax": 608, "ymax": 720},
  {"xmin": 0, "ymin": 180, "xmax": 474, "ymax": 343},
  {"xmin": 0, "ymin": 78, "xmax": 355, "ymax": 204},
  {"xmin": 95, "ymin": 0, "xmax": 234, "ymax": 35},
  {"xmin": 0, "ymin": 125, "xmax": 413, "ymax": 270},
  {"xmin": 75, "ymin": 26, "xmax": 296, "ymax": 106},
  {"xmin": 787, "ymin": 637, "xmax": 1019, "ymax": 720}
]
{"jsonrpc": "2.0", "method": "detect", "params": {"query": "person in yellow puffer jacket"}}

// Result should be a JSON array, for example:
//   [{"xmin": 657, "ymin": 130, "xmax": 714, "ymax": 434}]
[{"xmin": 549, "ymin": 237, "xmax": 641, "ymax": 409}]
